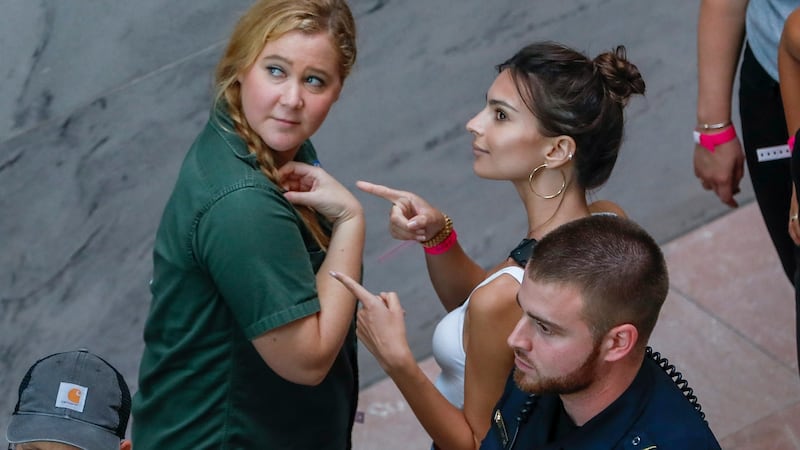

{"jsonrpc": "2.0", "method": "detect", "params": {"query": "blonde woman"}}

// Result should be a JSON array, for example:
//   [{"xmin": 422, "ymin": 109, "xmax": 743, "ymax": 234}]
[{"xmin": 132, "ymin": 1, "xmax": 363, "ymax": 447}]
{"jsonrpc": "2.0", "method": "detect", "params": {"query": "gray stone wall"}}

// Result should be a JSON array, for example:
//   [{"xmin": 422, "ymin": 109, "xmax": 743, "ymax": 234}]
[{"xmin": 1, "ymin": 0, "xmax": 743, "ymax": 442}]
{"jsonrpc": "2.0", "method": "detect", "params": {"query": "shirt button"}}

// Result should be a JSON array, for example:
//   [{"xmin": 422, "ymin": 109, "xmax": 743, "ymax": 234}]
[{"xmin": 632, "ymin": 436, "xmax": 641, "ymax": 446}]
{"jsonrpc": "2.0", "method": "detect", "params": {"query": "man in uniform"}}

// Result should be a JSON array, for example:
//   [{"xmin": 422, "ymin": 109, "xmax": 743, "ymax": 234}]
[{"xmin": 481, "ymin": 215, "xmax": 721, "ymax": 449}]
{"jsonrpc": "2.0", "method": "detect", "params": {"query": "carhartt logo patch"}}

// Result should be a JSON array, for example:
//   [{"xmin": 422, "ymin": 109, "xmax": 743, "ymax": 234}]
[{"xmin": 55, "ymin": 382, "xmax": 88, "ymax": 412}]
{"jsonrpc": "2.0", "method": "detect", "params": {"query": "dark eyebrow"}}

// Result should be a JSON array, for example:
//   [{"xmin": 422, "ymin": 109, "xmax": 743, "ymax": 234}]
[
  {"xmin": 489, "ymin": 99, "xmax": 519, "ymax": 113},
  {"xmin": 515, "ymin": 293, "xmax": 563, "ymax": 332}
]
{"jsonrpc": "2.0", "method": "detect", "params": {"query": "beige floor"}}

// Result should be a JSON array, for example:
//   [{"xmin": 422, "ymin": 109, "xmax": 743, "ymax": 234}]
[{"xmin": 351, "ymin": 202, "xmax": 800, "ymax": 450}]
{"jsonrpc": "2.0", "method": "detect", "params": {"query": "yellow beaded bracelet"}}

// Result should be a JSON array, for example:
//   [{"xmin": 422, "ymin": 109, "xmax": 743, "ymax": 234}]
[{"xmin": 421, "ymin": 214, "xmax": 453, "ymax": 248}]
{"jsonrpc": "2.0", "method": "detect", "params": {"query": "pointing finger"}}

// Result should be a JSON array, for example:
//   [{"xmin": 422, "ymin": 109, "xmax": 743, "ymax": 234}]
[
  {"xmin": 329, "ymin": 271, "xmax": 381, "ymax": 307},
  {"xmin": 356, "ymin": 181, "xmax": 409, "ymax": 204}
]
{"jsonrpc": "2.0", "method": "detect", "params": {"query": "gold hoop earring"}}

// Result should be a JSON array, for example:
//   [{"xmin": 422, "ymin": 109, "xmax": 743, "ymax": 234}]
[{"xmin": 528, "ymin": 163, "xmax": 566, "ymax": 199}]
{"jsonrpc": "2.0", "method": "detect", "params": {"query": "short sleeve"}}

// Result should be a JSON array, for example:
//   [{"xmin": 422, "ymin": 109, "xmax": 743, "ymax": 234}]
[{"xmin": 195, "ymin": 186, "xmax": 322, "ymax": 339}]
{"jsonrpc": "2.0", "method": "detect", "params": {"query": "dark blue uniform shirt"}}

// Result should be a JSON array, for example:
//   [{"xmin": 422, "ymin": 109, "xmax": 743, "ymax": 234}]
[{"xmin": 480, "ymin": 354, "xmax": 721, "ymax": 449}]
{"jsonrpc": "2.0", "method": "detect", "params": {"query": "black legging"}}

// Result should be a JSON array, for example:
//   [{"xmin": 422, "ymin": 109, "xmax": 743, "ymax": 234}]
[{"xmin": 740, "ymin": 44, "xmax": 800, "ymax": 375}]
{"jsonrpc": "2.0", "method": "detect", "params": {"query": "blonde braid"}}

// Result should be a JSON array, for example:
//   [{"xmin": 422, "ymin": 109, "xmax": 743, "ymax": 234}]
[{"xmin": 225, "ymin": 91, "xmax": 330, "ymax": 250}]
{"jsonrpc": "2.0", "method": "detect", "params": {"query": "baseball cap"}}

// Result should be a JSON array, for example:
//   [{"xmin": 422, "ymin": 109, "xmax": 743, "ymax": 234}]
[{"xmin": 6, "ymin": 349, "xmax": 131, "ymax": 450}]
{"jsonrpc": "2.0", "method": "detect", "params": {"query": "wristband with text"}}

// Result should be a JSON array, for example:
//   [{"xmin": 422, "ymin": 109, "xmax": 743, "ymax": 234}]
[{"xmin": 693, "ymin": 127, "xmax": 737, "ymax": 153}]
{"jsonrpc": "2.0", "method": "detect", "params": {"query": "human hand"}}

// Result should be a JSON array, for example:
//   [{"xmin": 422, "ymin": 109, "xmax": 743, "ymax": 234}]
[
  {"xmin": 329, "ymin": 271, "xmax": 414, "ymax": 373},
  {"xmin": 789, "ymin": 186, "xmax": 800, "ymax": 245},
  {"xmin": 277, "ymin": 162, "xmax": 362, "ymax": 222},
  {"xmin": 356, "ymin": 180, "xmax": 446, "ymax": 242},
  {"xmin": 693, "ymin": 137, "xmax": 745, "ymax": 208}
]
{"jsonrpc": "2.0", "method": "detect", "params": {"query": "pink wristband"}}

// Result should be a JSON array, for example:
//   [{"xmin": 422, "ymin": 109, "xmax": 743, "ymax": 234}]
[
  {"xmin": 693, "ymin": 127, "xmax": 736, "ymax": 153},
  {"xmin": 424, "ymin": 229, "xmax": 457, "ymax": 255},
  {"xmin": 789, "ymin": 136, "xmax": 796, "ymax": 154}
]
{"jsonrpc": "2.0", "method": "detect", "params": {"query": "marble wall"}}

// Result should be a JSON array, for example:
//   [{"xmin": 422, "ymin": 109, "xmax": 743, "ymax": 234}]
[{"xmin": 1, "ymin": 0, "xmax": 742, "ymax": 441}]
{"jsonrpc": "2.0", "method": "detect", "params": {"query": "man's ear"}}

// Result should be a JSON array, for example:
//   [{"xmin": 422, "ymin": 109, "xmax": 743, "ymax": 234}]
[
  {"xmin": 600, "ymin": 323, "xmax": 638, "ymax": 362},
  {"xmin": 543, "ymin": 135, "xmax": 576, "ymax": 169},
  {"xmin": 121, "ymin": 439, "xmax": 132, "ymax": 450}
]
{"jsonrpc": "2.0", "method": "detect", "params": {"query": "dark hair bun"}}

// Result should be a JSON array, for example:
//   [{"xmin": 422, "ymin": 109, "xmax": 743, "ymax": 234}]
[{"xmin": 593, "ymin": 46, "xmax": 645, "ymax": 105}]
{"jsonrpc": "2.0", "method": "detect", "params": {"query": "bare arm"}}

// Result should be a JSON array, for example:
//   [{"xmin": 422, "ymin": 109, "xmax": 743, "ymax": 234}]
[
  {"xmin": 357, "ymin": 180, "xmax": 486, "ymax": 311},
  {"xmin": 463, "ymin": 277, "xmax": 523, "ymax": 448},
  {"xmin": 779, "ymin": 7, "xmax": 800, "ymax": 134},
  {"xmin": 779, "ymin": 6, "xmax": 800, "ymax": 245},
  {"xmin": 423, "ymin": 233, "xmax": 487, "ymax": 311},
  {"xmin": 252, "ymin": 163, "xmax": 365, "ymax": 386},
  {"xmin": 693, "ymin": 0, "xmax": 748, "ymax": 207},
  {"xmin": 332, "ymin": 272, "xmax": 499, "ymax": 450},
  {"xmin": 696, "ymin": 0, "xmax": 747, "ymax": 124}
]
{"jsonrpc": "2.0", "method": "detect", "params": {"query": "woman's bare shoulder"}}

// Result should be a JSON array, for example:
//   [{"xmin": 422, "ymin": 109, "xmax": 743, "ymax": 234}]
[{"xmin": 467, "ymin": 268, "xmax": 522, "ymax": 317}]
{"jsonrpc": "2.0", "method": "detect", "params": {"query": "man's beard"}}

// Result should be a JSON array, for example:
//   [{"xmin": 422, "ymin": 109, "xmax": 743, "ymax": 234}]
[{"xmin": 513, "ymin": 342, "xmax": 601, "ymax": 395}]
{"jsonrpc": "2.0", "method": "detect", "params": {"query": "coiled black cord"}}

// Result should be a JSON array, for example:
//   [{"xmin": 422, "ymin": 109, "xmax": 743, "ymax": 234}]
[{"xmin": 645, "ymin": 346, "xmax": 706, "ymax": 422}]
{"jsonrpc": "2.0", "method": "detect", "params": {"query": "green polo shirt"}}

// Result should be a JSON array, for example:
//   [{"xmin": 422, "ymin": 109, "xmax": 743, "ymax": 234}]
[{"xmin": 132, "ymin": 106, "xmax": 358, "ymax": 449}]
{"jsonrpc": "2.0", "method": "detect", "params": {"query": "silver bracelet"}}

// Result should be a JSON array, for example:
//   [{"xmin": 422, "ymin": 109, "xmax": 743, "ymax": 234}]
[{"xmin": 696, "ymin": 120, "xmax": 731, "ymax": 130}]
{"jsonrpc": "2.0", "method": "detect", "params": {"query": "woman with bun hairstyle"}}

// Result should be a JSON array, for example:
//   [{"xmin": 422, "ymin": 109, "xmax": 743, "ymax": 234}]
[
  {"xmin": 132, "ymin": 1, "xmax": 363, "ymax": 448},
  {"xmin": 331, "ymin": 41, "xmax": 645, "ymax": 449}
]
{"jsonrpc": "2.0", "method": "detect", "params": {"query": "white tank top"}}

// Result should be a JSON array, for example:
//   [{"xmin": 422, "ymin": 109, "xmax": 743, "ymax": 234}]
[{"xmin": 431, "ymin": 266, "xmax": 525, "ymax": 409}]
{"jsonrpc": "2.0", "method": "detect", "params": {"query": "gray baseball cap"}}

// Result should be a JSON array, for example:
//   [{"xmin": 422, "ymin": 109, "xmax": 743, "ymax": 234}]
[{"xmin": 6, "ymin": 349, "xmax": 131, "ymax": 450}]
